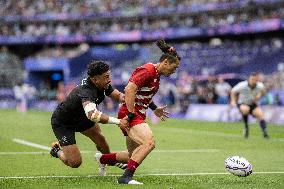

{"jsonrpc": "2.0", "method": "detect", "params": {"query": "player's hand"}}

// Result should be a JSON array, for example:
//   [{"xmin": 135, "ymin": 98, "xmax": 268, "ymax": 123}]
[
  {"xmin": 154, "ymin": 105, "xmax": 169, "ymax": 121},
  {"xmin": 118, "ymin": 116, "xmax": 129, "ymax": 131},
  {"xmin": 252, "ymin": 98, "xmax": 260, "ymax": 105}
]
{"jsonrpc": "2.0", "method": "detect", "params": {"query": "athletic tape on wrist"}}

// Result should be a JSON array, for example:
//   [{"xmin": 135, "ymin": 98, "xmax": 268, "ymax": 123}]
[{"xmin": 108, "ymin": 117, "xmax": 120, "ymax": 125}]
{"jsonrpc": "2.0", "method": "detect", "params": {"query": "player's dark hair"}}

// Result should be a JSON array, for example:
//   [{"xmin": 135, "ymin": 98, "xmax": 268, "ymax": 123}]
[
  {"xmin": 250, "ymin": 72, "xmax": 259, "ymax": 76},
  {"xmin": 87, "ymin": 60, "xmax": 110, "ymax": 77},
  {"xmin": 156, "ymin": 39, "xmax": 181, "ymax": 62},
  {"xmin": 159, "ymin": 53, "xmax": 179, "ymax": 63}
]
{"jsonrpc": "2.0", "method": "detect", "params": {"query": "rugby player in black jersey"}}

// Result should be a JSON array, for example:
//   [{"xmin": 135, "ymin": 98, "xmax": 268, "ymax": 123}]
[{"xmin": 50, "ymin": 60, "xmax": 129, "ymax": 175}]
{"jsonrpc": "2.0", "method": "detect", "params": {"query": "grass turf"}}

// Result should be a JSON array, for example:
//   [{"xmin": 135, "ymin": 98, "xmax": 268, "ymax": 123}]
[{"xmin": 0, "ymin": 109, "xmax": 283, "ymax": 189}]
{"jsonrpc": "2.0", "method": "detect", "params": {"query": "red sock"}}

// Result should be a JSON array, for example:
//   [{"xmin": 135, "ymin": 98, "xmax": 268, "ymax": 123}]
[
  {"xmin": 127, "ymin": 159, "xmax": 139, "ymax": 171},
  {"xmin": 100, "ymin": 153, "xmax": 117, "ymax": 165}
]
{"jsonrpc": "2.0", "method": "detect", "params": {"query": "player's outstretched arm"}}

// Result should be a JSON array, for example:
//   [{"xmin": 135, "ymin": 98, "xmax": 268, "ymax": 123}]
[
  {"xmin": 230, "ymin": 90, "xmax": 237, "ymax": 107},
  {"xmin": 82, "ymin": 101, "xmax": 128, "ymax": 128},
  {"xmin": 254, "ymin": 87, "xmax": 266, "ymax": 103},
  {"xmin": 124, "ymin": 82, "xmax": 138, "ymax": 114},
  {"xmin": 109, "ymin": 89, "xmax": 125, "ymax": 103}
]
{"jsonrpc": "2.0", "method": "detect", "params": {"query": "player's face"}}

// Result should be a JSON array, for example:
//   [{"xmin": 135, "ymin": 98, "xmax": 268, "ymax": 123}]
[
  {"xmin": 94, "ymin": 71, "xmax": 111, "ymax": 90},
  {"xmin": 248, "ymin": 75, "xmax": 258, "ymax": 88},
  {"xmin": 163, "ymin": 59, "xmax": 180, "ymax": 77}
]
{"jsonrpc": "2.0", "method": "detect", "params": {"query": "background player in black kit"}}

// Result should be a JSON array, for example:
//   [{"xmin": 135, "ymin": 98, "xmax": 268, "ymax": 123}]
[{"xmin": 50, "ymin": 60, "xmax": 129, "ymax": 174}]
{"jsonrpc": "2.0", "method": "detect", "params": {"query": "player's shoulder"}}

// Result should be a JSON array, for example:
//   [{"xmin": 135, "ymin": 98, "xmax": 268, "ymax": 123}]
[
  {"xmin": 235, "ymin": 80, "xmax": 248, "ymax": 88},
  {"xmin": 132, "ymin": 62, "xmax": 155, "ymax": 75},
  {"xmin": 239, "ymin": 80, "xmax": 248, "ymax": 85},
  {"xmin": 256, "ymin": 81, "xmax": 265, "ymax": 88},
  {"xmin": 75, "ymin": 79, "xmax": 98, "ymax": 95},
  {"xmin": 232, "ymin": 80, "xmax": 247, "ymax": 92},
  {"xmin": 142, "ymin": 62, "xmax": 155, "ymax": 68},
  {"xmin": 78, "ymin": 78, "xmax": 96, "ymax": 89},
  {"xmin": 76, "ymin": 83, "xmax": 91, "ymax": 92},
  {"xmin": 141, "ymin": 62, "xmax": 156, "ymax": 73}
]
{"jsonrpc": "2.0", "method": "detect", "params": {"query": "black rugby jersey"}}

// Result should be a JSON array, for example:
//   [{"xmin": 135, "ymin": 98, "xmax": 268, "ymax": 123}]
[{"xmin": 53, "ymin": 77, "xmax": 114, "ymax": 124}]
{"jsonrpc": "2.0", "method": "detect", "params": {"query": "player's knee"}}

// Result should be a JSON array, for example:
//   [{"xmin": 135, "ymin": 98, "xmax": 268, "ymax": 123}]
[
  {"xmin": 254, "ymin": 110, "xmax": 264, "ymax": 120},
  {"xmin": 241, "ymin": 110, "xmax": 249, "ymax": 115},
  {"xmin": 146, "ymin": 138, "xmax": 155, "ymax": 151},
  {"xmin": 149, "ymin": 141, "xmax": 155, "ymax": 151},
  {"xmin": 240, "ymin": 106, "xmax": 250, "ymax": 115},
  {"xmin": 69, "ymin": 161, "xmax": 82, "ymax": 168},
  {"xmin": 256, "ymin": 115, "xmax": 264, "ymax": 121},
  {"xmin": 68, "ymin": 158, "xmax": 82, "ymax": 168}
]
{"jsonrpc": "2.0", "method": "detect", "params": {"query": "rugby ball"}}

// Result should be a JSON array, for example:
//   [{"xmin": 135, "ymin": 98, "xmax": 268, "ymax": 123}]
[{"xmin": 225, "ymin": 156, "xmax": 252, "ymax": 177}]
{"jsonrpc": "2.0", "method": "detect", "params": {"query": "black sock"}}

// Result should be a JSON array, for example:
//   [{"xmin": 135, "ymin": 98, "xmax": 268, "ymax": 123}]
[
  {"xmin": 242, "ymin": 115, "xmax": 248, "ymax": 130},
  {"xmin": 260, "ymin": 120, "xmax": 268, "ymax": 134},
  {"xmin": 122, "ymin": 169, "xmax": 135, "ymax": 178}
]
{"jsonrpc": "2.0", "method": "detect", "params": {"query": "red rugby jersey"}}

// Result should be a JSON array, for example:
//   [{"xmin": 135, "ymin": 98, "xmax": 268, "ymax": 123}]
[{"xmin": 121, "ymin": 63, "xmax": 160, "ymax": 119}]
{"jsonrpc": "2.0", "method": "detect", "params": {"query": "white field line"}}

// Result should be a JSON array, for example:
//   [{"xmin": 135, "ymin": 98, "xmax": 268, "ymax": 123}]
[
  {"xmin": 12, "ymin": 138, "xmax": 50, "ymax": 151},
  {"xmin": 0, "ymin": 152, "xmax": 48, "ymax": 155},
  {"xmin": 0, "ymin": 149, "xmax": 220, "ymax": 155},
  {"xmin": 273, "ymin": 138, "xmax": 284, "ymax": 142},
  {"xmin": 154, "ymin": 149, "xmax": 219, "ymax": 153},
  {"xmin": 1, "ymin": 172, "xmax": 284, "ymax": 179},
  {"xmin": 188, "ymin": 130, "xmax": 284, "ymax": 142},
  {"xmin": 10, "ymin": 138, "xmax": 219, "ymax": 154}
]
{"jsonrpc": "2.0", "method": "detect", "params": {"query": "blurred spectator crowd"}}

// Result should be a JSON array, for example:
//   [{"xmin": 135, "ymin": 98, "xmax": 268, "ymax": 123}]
[
  {"xmin": 1, "ymin": 0, "xmax": 283, "ymax": 37},
  {"xmin": 0, "ymin": 0, "xmax": 284, "ymax": 112},
  {"xmin": 1, "ymin": 0, "xmax": 280, "ymax": 17},
  {"xmin": 0, "ymin": 46, "xmax": 22, "ymax": 87},
  {"xmin": 158, "ymin": 71, "xmax": 284, "ymax": 114},
  {"xmin": 2, "ymin": 40, "xmax": 284, "ymax": 114}
]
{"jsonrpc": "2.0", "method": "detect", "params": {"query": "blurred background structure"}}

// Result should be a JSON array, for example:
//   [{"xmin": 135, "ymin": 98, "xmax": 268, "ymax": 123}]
[{"xmin": 0, "ymin": 0, "xmax": 284, "ymax": 123}]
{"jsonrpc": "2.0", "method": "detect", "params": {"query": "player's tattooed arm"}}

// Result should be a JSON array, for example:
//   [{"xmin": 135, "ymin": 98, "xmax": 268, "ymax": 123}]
[{"xmin": 109, "ymin": 89, "xmax": 125, "ymax": 103}]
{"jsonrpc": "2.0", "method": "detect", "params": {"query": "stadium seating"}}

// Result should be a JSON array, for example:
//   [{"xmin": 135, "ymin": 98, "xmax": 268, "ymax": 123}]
[{"xmin": 0, "ymin": 0, "xmax": 283, "ymax": 110}]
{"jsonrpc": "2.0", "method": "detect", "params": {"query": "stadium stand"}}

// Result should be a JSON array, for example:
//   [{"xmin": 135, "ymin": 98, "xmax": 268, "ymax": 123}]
[{"xmin": 0, "ymin": 0, "xmax": 283, "ymax": 121}]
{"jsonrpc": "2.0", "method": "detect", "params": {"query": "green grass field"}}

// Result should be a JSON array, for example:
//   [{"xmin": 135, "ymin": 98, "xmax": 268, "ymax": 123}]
[{"xmin": 0, "ymin": 109, "xmax": 284, "ymax": 189}]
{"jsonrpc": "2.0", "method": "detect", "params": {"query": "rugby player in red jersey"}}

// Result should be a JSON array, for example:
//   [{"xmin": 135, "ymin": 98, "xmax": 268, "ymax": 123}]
[{"xmin": 96, "ymin": 40, "xmax": 181, "ymax": 184}]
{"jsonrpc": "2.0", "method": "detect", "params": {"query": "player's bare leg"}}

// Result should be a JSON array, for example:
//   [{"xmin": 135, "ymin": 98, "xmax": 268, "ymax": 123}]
[
  {"xmin": 81, "ymin": 124, "xmax": 110, "ymax": 154},
  {"xmin": 239, "ymin": 104, "xmax": 250, "ymax": 138},
  {"xmin": 118, "ymin": 123, "xmax": 155, "ymax": 184},
  {"xmin": 50, "ymin": 143, "xmax": 82, "ymax": 168},
  {"xmin": 82, "ymin": 124, "xmax": 129, "ymax": 175},
  {"xmin": 94, "ymin": 138, "xmax": 135, "ymax": 176},
  {"xmin": 126, "ymin": 136, "xmax": 139, "ymax": 157},
  {"xmin": 95, "ymin": 151, "xmax": 129, "ymax": 176},
  {"xmin": 252, "ymin": 107, "xmax": 269, "ymax": 138},
  {"xmin": 127, "ymin": 123, "xmax": 155, "ymax": 163}
]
